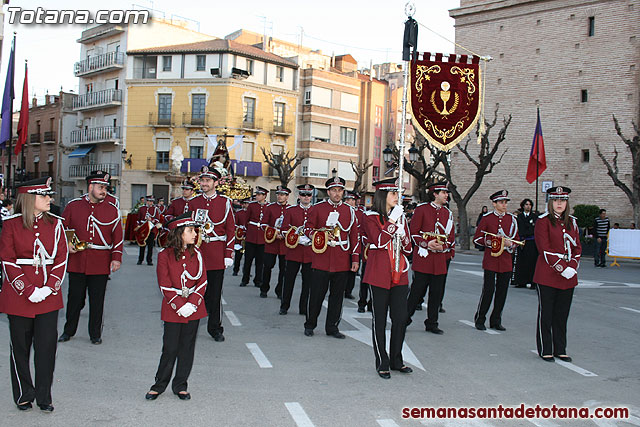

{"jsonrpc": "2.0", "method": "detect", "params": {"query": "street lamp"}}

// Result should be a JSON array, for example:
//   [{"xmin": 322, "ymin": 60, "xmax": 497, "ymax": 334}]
[
  {"xmin": 382, "ymin": 145, "xmax": 393, "ymax": 164},
  {"xmin": 122, "ymin": 148, "xmax": 132, "ymax": 166},
  {"xmin": 408, "ymin": 143, "xmax": 419, "ymax": 163},
  {"xmin": 331, "ymin": 167, "xmax": 337, "ymax": 178}
]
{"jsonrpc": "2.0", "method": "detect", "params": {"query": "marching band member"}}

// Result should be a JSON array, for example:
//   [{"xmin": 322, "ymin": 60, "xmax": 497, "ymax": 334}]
[
  {"xmin": 164, "ymin": 179, "xmax": 196, "ymax": 222},
  {"xmin": 137, "ymin": 196, "xmax": 161, "ymax": 266},
  {"xmin": 186, "ymin": 166, "xmax": 235, "ymax": 342},
  {"xmin": 406, "ymin": 182, "xmax": 455, "ymax": 334},
  {"xmin": 533, "ymin": 186, "xmax": 581, "ymax": 362},
  {"xmin": 0, "ymin": 177, "xmax": 68, "ymax": 412},
  {"xmin": 357, "ymin": 199, "xmax": 371, "ymax": 314},
  {"xmin": 279, "ymin": 184, "xmax": 314, "ymax": 315},
  {"xmin": 303, "ymin": 176, "xmax": 360, "ymax": 339},
  {"xmin": 240, "ymin": 186, "xmax": 268, "ymax": 288},
  {"xmin": 156, "ymin": 197, "xmax": 167, "ymax": 217},
  {"xmin": 232, "ymin": 198, "xmax": 250, "ymax": 276},
  {"xmin": 473, "ymin": 190, "xmax": 520, "ymax": 331},
  {"xmin": 145, "ymin": 212, "xmax": 207, "ymax": 401},
  {"xmin": 59, "ymin": 171, "xmax": 123, "ymax": 345},
  {"xmin": 343, "ymin": 191, "xmax": 362, "ymax": 300},
  {"xmin": 260, "ymin": 185, "xmax": 290, "ymax": 298},
  {"xmin": 362, "ymin": 178, "xmax": 412, "ymax": 379}
]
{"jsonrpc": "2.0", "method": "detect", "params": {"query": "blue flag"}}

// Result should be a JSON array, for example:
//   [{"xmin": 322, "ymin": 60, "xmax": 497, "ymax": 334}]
[{"xmin": 0, "ymin": 36, "xmax": 15, "ymax": 148}]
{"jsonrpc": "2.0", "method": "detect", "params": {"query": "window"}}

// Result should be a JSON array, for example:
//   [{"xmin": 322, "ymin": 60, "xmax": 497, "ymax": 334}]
[
  {"xmin": 190, "ymin": 138, "xmax": 204, "ymax": 159},
  {"xmin": 156, "ymin": 138, "xmax": 170, "ymax": 170},
  {"xmin": 338, "ymin": 161, "xmax": 356, "ymax": 181},
  {"xmin": 304, "ymin": 89, "xmax": 311, "ymax": 105},
  {"xmin": 310, "ymin": 86, "xmax": 332, "ymax": 108},
  {"xmin": 246, "ymin": 59, "xmax": 254, "ymax": 75},
  {"xmin": 582, "ymin": 149, "xmax": 590, "ymax": 163},
  {"xmin": 241, "ymin": 141, "xmax": 254, "ymax": 161},
  {"xmin": 274, "ymin": 102, "xmax": 285, "ymax": 129},
  {"xmin": 276, "ymin": 66, "xmax": 284, "ymax": 82},
  {"xmin": 374, "ymin": 135, "xmax": 381, "ymax": 159},
  {"xmin": 301, "ymin": 158, "xmax": 329, "ymax": 178},
  {"xmin": 340, "ymin": 127, "xmax": 356, "ymax": 146},
  {"xmin": 340, "ymin": 93, "xmax": 359, "ymax": 113},
  {"xmin": 308, "ymin": 122, "xmax": 330, "ymax": 142},
  {"xmin": 192, "ymin": 94, "xmax": 206, "ymax": 124},
  {"xmin": 372, "ymin": 166, "xmax": 380, "ymax": 181},
  {"xmin": 581, "ymin": 89, "xmax": 588, "ymax": 102},
  {"xmin": 158, "ymin": 94, "xmax": 172, "ymax": 124},
  {"xmin": 243, "ymin": 97, "xmax": 256, "ymax": 124},
  {"xmin": 162, "ymin": 56, "xmax": 172, "ymax": 71},
  {"xmin": 588, "ymin": 16, "xmax": 595, "ymax": 37},
  {"xmin": 196, "ymin": 55, "xmax": 206, "ymax": 71},
  {"xmin": 375, "ymin": 106, "xmax": 382, "ymax": 127}
]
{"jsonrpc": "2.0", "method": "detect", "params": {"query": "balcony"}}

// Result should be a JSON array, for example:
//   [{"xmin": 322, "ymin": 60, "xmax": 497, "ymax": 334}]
[
  {"xmin": 147, "ymin": 156, "xmax": 170, "ymax": 171},
  {"xmin": 182, "ymin": 112, "xmax": 209, "ymax": 127},
  {"xmin": 149, "ymin": 112, "xmax": 175, "ymax": 127},
  {"xmin": 73, "ymin": 89, "xmax": 122, "ymax": 111},
  {"xmin": 241, "ymin": 117, "xmax": 263, "ymax": 132},
  {"xmin": 272, "ymin": 120, "xmax": 294, "ymax": 136},
  {"xmin": 43, "ymin": 131, "xmax": 56, "ymax": 144},
  {"xmin": 77, "ymin": 24, "xmax": 124, "ymax": 44},
  {"xmin": 30, "ymin": 133, "xmax": 41, "ymax": 145},
  {"xmin": 70, "ymin": 126, "xmax": 121, "ymax": 145},
  {"xmin": 74, "ymin": 51, "xmax": 125, "ymax": 77},
  {"xmin": 69, "ymin": 163, "xmax": 120, "ymax": 179}
]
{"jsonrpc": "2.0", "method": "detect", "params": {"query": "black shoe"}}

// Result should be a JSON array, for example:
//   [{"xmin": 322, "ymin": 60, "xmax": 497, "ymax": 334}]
[
  {"xmin": 16, "ymin": 402, "xmax": 32, "ymax": 411},
  {"xmin": 145, "ymin": 392, "xmax": 160, "ymax": 400},
  {"xmin": 426, "ymin": 327, "xmax": 444, "ymax": 335},
  {"xmin": 490, "ymin": 324, "xmax": 506, "ymax": 331},
  {"xmin": 259, "ymin": 292, "xmax": 268, "ymax": 298},
  {"xmin": 239, "ymin": 282, "xmax": 248, "ymax": 287},
  {"xmin": 439, "ymin": 307, "xmax": 446, "ymax": 313},
  {"xmin": 213, "ymin": 333, "xmax": 225, "ymax": 342},
  {"xmin": 392, "ymin": 366, "xmax": 413, "ymax": 374},
  {"xmin": 345, "ymin": 294, "xmax": 355, "ymax": 300},
  {"xmin": 279, "ymin": 309, "xmax": 287, "ymax": 315},
  {"xmin": 415, "ymin": 304, "xmax": 423, "ymax": 311},
  {"xmin": 232, "ymin": 272, "xmax": 239, "ymax": 276},
  {"xmin": 304, "ymin": 328, "xmax": 314, "ymax": 337},
  {"xmin": 137, "ymin": 261, "xmax": 142, "ymax": 265},
  {"xmin": 254, "ymin": 283, "xmax": 261, "ymax": 288},
  {"xmin": 514, "ymin": 284, "xmax": 526, "ymax": 288},
  {"xmin": 406, "ymin": 318, "xmax": 413, "ymax": 327},
  {"xmin": 177, "ymin": 392, "xmax": 191, "ymax": 400},
  {"xmin": 299, "ymin": 311, "xmax": 306, "ymax": 316},
  {"xmin": 475, "ymin": 323, "xmax": 486, "ymax": 331},
  {"xmin": 90, "ymin": 337, "xmax": 102, "ymax": 345},
  {"xmin": 357, "ymin": 307, "xmax": 365, "ymax": 313},
  {"xmin": 541, "ymin": 356, "xmax": 555, "ymax": 362},
  {"xmin": 276, "ymin": 294, "xmax": 282, "ymax": 300},
  {"xmin": 58, "ymin": 333, "xmax": 71, "ymax": 342},
  {"xmin": 327, "ymin": 331, "xmax": 345, "ymax": 339},
  {"xmin": 38, "ymin": 404, "xmax": 54, "ymax": 412},
  {"xmin": 555, "ymin": 355, "xmax": 572, "ymax": 362},
  {"xmin": 147, "ymin": 262, "xmax": 153, "ymax": 266},
  {"xmin": 378, "ymin": 371, "xmax": 391, "ymax": 379}
]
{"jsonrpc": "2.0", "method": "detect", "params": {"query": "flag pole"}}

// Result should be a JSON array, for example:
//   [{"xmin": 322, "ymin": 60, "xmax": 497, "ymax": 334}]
[
  {"xmin": 535, "ymin": 107, "xmax": 539, "ymax": 212},
  {"xmin": 7, "ymin": 33, "xmax": 16, "ymax": 197}
]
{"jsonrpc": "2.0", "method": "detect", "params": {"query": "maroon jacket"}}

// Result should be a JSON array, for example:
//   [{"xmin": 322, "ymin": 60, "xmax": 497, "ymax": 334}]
[
  {"xmin": 282, "ymin": 203, "xmax": 313, "ymax": 264},
  {"xmin": 410, "ymin": 202, "xmax": 455, "ymax": 275},
  {"xmin": 186, "ymin": 192, "xmax": 235, "ymax": 270},
  {"xmin": 304, "ymin": 200, "xmax": 360, "ymax": 272},
  {"xmin": 137, "ymin": 205, "xmax": 161, "ymax": 225},
  {"xmin": 164, "ymin": 196, "xmax": 195, "ymax": 222},
  {"xmin": 473, "ymin": 211, "xmax": 519, "ymax": 273},
  {"xmin": 156, "ymin": 248, "xmax": 207, "ymax": 323},
  {"xmin": 263, "ymin": 202, "xmax": 288, "ymax": 255},
  {"xmin": 362, "ymin": 211, "xmax": 411, "ymax": 289},
  {"xmin": 0, "ymin": 213, "xmax": 68, "ymax": 317},
  {"xmin": 533, "ymin": 213, "xmax": 582, "ymax": 289},
  {"xmin": 244, "ymin": 201, "xmax": 267, "ymax": 245},
  {"xmin": 63, "ymin": 195, "xmax": 124, "ymax": 275}
]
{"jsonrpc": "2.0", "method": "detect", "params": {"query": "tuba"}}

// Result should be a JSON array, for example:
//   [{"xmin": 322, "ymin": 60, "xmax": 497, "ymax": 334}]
[{"xmin": 65, "ymin": 229, "xmax": 88, "ymax": 251}]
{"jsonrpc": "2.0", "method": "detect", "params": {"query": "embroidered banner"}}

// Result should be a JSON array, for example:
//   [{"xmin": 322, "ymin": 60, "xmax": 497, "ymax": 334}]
[{"xmin": 409, "ymin": 53, "xmax": 482, "ymax": 151}]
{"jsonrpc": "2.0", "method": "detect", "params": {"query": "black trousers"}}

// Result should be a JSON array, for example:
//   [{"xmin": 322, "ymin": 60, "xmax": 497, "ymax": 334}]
[
  {"xmin": 151, "ymin": 319, "xmax": 200, "ymax": 394},
  {"xmin": 138, "ymin": 233, "xmax": 155, "ymax": 264},
  {"xmin": 536, "ymin": 285, "xmax": 574, "ymax": 357},
  {"xmin": 304, "ymin": 269, "xmax": 347, "ymax": 335},
  {"xmin": 406, "ymin": 272, "xmax": 445, "ymax": 328},
  {"xmin": 242, "ymin": 242, "xmax": 264, "ymax": 286},
  {"xmin": 370, "ymin": 284, "xmax": 408, "ymax": 372},
  {"xmin": 358, "ymin": 261, "xmax": 370, "ymax": 310},
  {"xmin": 515, "ymin": 240, "xmax": 538, "ymax": 286},
  {"xmin": 594, "ymin": 239, "xmax": 607, "ymax": 266},
  {"xmin": 204, "ymin": 269, "xmax": 224, "ymax": 337},
  {"xmin": 233, "ymin": 247, "xmax": 244, "ymax": 275},
  {"xmin": 440, "ymin": 258, "xmax": 452, "ymax": 307},
  {"xmin": 63, "ymin": 273, "xmax": 108, "ymax": 339},
  {"xmin": 261, "ymin": 253, "xmax": 286, "ymax": 296},
  {"xmin": 474, "ymin": 270, "xmax": 510, "ymax": 326},
  {"xmin": 281, "ymin": 260, "xmax": 312, "ymax": 313},
  {"xmin": 7, "ymin": 310, "xmax": 58, "ymax": 406},
  {"xmin": 345, "ymin": 269, "xmax": 357, "ymax": 296}
]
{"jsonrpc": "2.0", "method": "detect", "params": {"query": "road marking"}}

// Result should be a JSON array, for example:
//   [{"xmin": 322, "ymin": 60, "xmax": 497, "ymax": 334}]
[
  {"xmin": 459, "ymin": 320, "xmax": 501, "ymax": 335},
  {"xmin": 451, "ymin": 260, "xmax": 482, "ymax": 266},
  {"xmin": 455, "ymin": 270, "xmax": 640, "ymax": 288},
  {"xmin": 285, "ymin": 402, "xmax": 315, "ymax": 427},
  {"xmin": 620, "ymin": 306, "xmax": 640, "ymax": 314},
  {"xmin": 246, "ymin": 343, "xmax": 272, "ymax": 368},
  {"xmin": 124, "ymin": 246, "xmax": 139, "ymax": 256},
  {"xmin": 377, "ymin": 419, "xmax": 399, "ymax": 427},
  {"xmin": 529, "ymin": 351, "xmax": 597, "ymax": 377},
  {"xmin": 221, "ymin": 297, "xmax": 227, "ymax": 305},
  {"xmin": 224, "ymin": 310, "xmax": 241, "ymax": 326}
]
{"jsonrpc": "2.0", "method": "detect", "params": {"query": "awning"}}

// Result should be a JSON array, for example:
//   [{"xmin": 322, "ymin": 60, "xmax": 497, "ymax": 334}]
[{"xmin": 69, "ymin": 145, "xmax": 95, "ymax": 158}]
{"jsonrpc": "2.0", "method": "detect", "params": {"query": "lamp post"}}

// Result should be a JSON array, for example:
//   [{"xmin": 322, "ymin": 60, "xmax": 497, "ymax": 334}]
[
  {"xmin": 331, "ymin": 167, "xmax": 337, "ymax": 178},
  {"xmin": 382, "ymin": 145, "xmax": 394, "ymax": 165},
  {"xmin": 408, "ymin": 143, "xmax": 419, "ymax": 163}
]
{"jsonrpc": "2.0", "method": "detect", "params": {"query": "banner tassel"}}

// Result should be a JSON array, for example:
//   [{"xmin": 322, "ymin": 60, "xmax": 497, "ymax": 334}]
[{"xmin": 477, "ymin": 59, "xmax": 488, "ymax": 144}]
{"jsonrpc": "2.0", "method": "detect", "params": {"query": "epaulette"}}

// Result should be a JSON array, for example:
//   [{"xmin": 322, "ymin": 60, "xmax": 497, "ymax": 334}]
[
  {"xmin": 538, "ymin": 212, "xmax": 549, "ymax": 218},
  {"xmin": 286, "ymin": 205, "xmax": 297, "ymax": 210},
  {"xmin": 48, "ymin": 212, "xmax": 64, "ymax": 220},
  {"xmin": 416, "ymin": 202, "xmax": 427, "ymax": 207},
  {"xmin": 483, "ymin": 211, "xmax": 492, "ymax": 217},
  {"xmin": 569, "ymin": 214, "xmax": 577, "ymax": 220},
  {"xmin": 3, "ymin": 213, "xmax": 22, "ymax": 220},
  {"xmin": 364, "ymin": 210, "xmax": 379, "ymax": 216},
  {"xmin": 67, "ymin": 196, "xmax": 84, "ymax": 204}
]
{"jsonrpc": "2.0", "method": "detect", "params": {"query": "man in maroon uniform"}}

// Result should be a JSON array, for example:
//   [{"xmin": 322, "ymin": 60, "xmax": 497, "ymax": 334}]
[
  {"xmin": 156, "ymin": 197, "xmax": 167, "ymax": 216},
  {"xmin": 186, "ymin": 166, "xmax": 235, "ymax": 342},
  {"xmin": 406, "ymin": 182, "xmax": 455, "ymax": 334},
  {"xmin": 240, "ymin": 186, "xmax": 268, "ymax": 287},
  {"xmin": 232, "ymin": 198, "xmax": 250, "ymax": 276},
  {"xmin": 279, "ymin": 184, "xmax": 314, "ymax": 315},
  {"xmin": 59, "ymin": 171, "xmax": 123, "ymax": 344},
  {"xmin": 260, "ymin": 185, "xmax": 290, "ymax": 298},
  {"xmin": 473, "ymin": 190, "xmax": 520, "ymax": 331},
  {"xmin": 303, "ymin": 177, "xmax": 360, "ymax": 338},
  {"xmin": 343, "ymin": 191, "xmax": 362, "ymax": 300},
  {"xmin": 137, "ymin": 196, "xmax": 161, "ymax": 265}
]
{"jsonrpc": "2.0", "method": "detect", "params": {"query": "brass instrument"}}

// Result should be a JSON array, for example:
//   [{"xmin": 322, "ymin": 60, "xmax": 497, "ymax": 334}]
[
  {"xmin": 65, "ymin": 229, "xmax": 88, "ymax": 251},
  {"xmin": 482, "ymin": 231, "xmax": 524, "ymax": 257},
  {"xmin": 202, "ymin": 221, "xmax": 214, "ymax": 234},
  {"xmin": 481, "ymin": 231, "xmax": 524, "ymax": 246},
  {"xmin": 422, "ymin": 231, "xmax": 448, "ymax": 244}
]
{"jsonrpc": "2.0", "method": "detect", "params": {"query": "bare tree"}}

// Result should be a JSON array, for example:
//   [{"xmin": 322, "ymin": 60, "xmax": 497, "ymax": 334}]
[
  {"xmin": 350, "ymin": 159, "xmax": 373, "ymax": 194},
  {"xmin": 261, "ymin": 147, "xmax": 308, "ymax": 187},
  {"xmin": 594, "ymin": 115, "xmax": 640, "ymax": 225}
]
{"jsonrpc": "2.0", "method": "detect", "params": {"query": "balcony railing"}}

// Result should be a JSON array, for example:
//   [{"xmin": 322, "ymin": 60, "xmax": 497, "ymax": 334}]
[
  {"xmin": 147, "ymin": 156, "xmax": 170, "ymax": 171},
  {"xmin": 73, "ymin": 89, "xmax": 123, "ymax": 111},
  {"xmin": 149, "ymin": 112, "xmax": 175, "ymax": 127},
  {"xmin": 70, "ymin": 126, "xmax": 121, "ymax": 145},
  {"xmin": 74, "ymin": 51, "xmax": 125, "ymax": 76},
  {"xmin": 182, "ymin": 112, "xmax": 209, "ymax": 127},
  {"xmin": 241, "ymin": 117, "xmax": 263, "ymax": 131},
  {"xmin": 30, "ymin": 133, "xmax": 41, "ymax": 144},
  {"xmin": 43, "ymin": 131, "xmax": 56, "ymax": 143},
  {"xmin": 69, "ymin": 163, "xmax": 120, "ymax": 178},
  {"xmin": 272, "ymin": 120, "xmax": 294, "ymax": 136}
]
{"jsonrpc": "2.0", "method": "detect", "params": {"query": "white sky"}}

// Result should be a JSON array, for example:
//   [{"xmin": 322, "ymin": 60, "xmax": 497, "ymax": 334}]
[{"xmin": 1, "ymin": 0, "xmax": 460, "ymax": 107}]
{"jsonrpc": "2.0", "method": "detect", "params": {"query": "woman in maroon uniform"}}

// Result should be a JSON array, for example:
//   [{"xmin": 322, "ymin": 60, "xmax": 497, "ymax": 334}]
[
  {"xmin": 362, "ymin": 178, "xmax": 412, "ymax": 379},
  {"xmin": 533, "ymin": 186, "xmax": 581, "ymax": 362},
  {"xmin": 0, "ymin": 177, "xmax": 68, "ymax": 412},
  {"xmin": 146, "ymin": 212, "xmax": 207, "ymax": 401}
]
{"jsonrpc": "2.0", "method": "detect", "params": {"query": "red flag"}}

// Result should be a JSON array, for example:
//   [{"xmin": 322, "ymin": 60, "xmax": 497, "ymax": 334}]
[
  {"xmin": 526, "ymin": 108, "xmax": 546, "ymax": 184},
  {"xmin": 15, "ymin": 63, "xmax": 28, "ymax": 155}
]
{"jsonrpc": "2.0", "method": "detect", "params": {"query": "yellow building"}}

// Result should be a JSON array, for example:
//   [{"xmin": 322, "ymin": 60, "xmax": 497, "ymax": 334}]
[{"xmin": 123, "ymin": 39, "xmax": 299, "ymax": 211}]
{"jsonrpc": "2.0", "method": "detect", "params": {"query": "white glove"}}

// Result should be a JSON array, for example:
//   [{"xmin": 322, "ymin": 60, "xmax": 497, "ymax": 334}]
[
  {"xmin": 418, "ymin": 247, "xmax": 429, "ymax": 258},
  {"xmin": 177, "ymin": 303, "xmax": 197, "ymax": 317},
  {"xmin": 396, "ymin": 224, "xmax": 406, "ymax": 237},
  {"xmin": 325, "ymin": 212, "xmax": 339, "ymax": 227},
  {"xmin": 28, "ymin": 287, "xmax": 52, "ymax": 303},
  {"xmin": 560, "ymin": 267, "xmax": 576, "ymax": 279},
  {"xmin": 299, "ymin": 235, "xmax": 311, "ymax": 246},
  {"xmin": 389, "ymin": 205, "xmax": 403, "ymax": 222},
  {"xmin": 155, "ymin": 223, "xmax": 162, "ymax": 229},
  {"xmin": 234, "ymin": 244, "xmax": 243, "ymax": 250},
  {"xmin": 224, "ymin": 258, "xmax": 234, "ymax": 268}
]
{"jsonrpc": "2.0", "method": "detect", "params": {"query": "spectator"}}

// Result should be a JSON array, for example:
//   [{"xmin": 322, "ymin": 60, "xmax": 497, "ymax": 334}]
[
  {"xmin": 476, "ymin": 205, "xmax": 488, "ymax": 226},
  {"xmin": 631, "ymin": 223, "xmax": 636, "ymax": 230},
  {"xmin": 593, "ymin": 209, "xmax": 610, "ymax": 268},
  {"xmin": 613, "ymin": 223, "xmax": 620, "ymax": 229}
]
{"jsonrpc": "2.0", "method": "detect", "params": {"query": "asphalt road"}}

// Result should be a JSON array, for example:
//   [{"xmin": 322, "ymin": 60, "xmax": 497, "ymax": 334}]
[{"xmin": 0, "ymin": 246, "xmax": 638, "ymax": 426}]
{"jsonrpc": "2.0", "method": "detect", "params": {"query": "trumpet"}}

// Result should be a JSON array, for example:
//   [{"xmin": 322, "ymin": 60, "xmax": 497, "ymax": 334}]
[
  {"xmin": 202, "ymin": 221, "xmax": 214, "ymax": 234},
  {"xmin": 482, "ymin": 231, "xmax": 525, "ymax": 246},
  {"xmin": 422, "ymin": 231, "xmax": 448, "ymax": 244},
  {"xmin": 65, "ymin": 229, "xmax": 88, "ymax": 251}
]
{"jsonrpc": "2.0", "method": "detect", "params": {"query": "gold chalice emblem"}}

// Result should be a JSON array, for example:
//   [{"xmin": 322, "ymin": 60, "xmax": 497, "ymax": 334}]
[{"xmin": 430, "ymin": 81, "xmax": 459, "ymax": 117}]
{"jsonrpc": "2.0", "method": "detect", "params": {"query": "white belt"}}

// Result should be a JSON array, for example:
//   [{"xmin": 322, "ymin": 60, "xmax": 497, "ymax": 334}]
[
  {"xmin": 16, "ymin": 258, "xmax": 54, "ymax": 266},
  {"xmin": 328, "ymin": 240, "xmax": 348, "ymax": 247},
  {"xmin": 248, "ymin": 221, "xmax": 261, "ymax": 227},
  {"xmin": 203, "ymin": 235, "xmax": 227, "ymax": 243},
  {"xmin": 162, "ymin": 286, "xmax": 196, "ymax": 297},
  {"xmin": 88, "ymin": 244, "xmax": 112, "ymax": 250}
]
